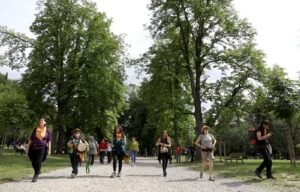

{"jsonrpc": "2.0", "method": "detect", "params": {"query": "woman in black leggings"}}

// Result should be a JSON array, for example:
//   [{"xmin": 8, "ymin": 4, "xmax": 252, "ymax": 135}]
[
  {"xmin": 110, "ymin": 126, "xmax": 126, "ymax": 178},
  {"xmin": 156, "ymin": 130, "xmax": 172, "ymax": 177},
  {"xmin": 255, "ymin": 120, "xmax": 275, "ymax": 179}
]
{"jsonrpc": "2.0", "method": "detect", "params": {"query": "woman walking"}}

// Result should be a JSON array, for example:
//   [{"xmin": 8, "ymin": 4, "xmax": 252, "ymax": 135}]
[
  {"xmin": 88, "ymin": 136, "xmax": 98, "ymax": 166},
  {"xmin": 255, "ymin": 120, "xmax": 275, "ymax": 179},
  {"xmin": 27, "ymin": 117, "xmax": 51, "ymax": 182},
  {"xmin": 106, "ymin": 140, "xmax": 112, "ymax": 164},
  {"xmin": 110, "ymin": 126, "xmax": 126, "ymax": 178},
  {"xmin": 99, "ymin": 138, "xmax": 107, "ymax": 164},
  {"xmin": 195, "ymin": 126, "xmax": 217, "ymax": 181},
  {"xmin": 156, "ymin": 130, "xmax": 172, "ymax": 177},
  {"xmin": 129, "ymin": 137, "xmax": 139, "ymax": 166}
]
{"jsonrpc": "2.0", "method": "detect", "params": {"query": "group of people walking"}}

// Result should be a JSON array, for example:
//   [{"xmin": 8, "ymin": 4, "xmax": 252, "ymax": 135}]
[{"xmin": 25, "ymin": 117, "xmax": 275, "ymax": 182}]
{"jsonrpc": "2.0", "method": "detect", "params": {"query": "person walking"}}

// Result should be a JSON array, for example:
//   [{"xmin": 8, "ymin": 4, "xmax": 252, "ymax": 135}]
[
  {"xmin": 129, "ymin": 137, "xmax": 139, "ymax": 166},
  {"xmin": 67, "ymin": 129, "xmax": 87, "ymax": 178},
  {"xmin": 88, "ymin": 136, "xmax": 98, "ymax": 166},
  {"xmin": 27, "ymin": 117, "xmax": 51, "ymax": 182},
  {"xmin": 175, "ymin": 145, "xmax": 181, "ymax": 163},
  {"xmin": 99, "ymin": 139, "xmax": 107, "ymax": 164},
  {"xmin": 255, "ymin": 120, "xmax": 275, "ymax": 179},
  {"xmin": 156, "ymin": 130, "xmax": 172, "ymax": 177},
  {"xmin": 106, "ymin": 140, "xmax": 112, "ymax": 164},
  {"xmin": 110, "ymin": 126, "xmax": 126, "ymax": 178},
  {"xmin": 189, "ymin": 144, "xmax": 196, "ymax": 162},
  {"xmin": 195, "ymin": 126, "xmax": 217, "ymax": 181}
]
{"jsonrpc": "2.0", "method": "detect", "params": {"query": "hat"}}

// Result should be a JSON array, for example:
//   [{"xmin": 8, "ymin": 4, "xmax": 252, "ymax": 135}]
[
  {"xmin": 73, "ymin": 128, "xmax": 81, "ymax": 133},
  {"xmin": 201, "ymin": 126, "xmax": 210, "ymax": 133}
]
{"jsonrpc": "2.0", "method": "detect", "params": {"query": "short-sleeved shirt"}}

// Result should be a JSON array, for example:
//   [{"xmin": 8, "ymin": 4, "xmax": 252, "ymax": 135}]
[
  {"xmin": 30, "ymin": 128, "xmax": 51, "ymax": 150},
  {"xmin": 198, "ymin": 134, "xmax": 215, "ymax": 148}
]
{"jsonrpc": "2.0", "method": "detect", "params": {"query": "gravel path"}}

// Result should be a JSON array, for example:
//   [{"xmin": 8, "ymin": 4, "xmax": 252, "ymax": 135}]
[{"xmin": 0, "ymin": 158, "xmax": 286, "ymax": 192}]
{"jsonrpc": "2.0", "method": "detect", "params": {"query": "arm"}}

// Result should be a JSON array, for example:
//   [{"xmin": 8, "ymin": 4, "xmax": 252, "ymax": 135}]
[
  {"xmin": 167, "ymin": 137, "xmax": 172, "ymax": 147},
  {"xmin": 195, "ymin": 135, "xmax": 205, "ymax": 149},
  {"xmin": 256, "ymin": 131, "xmax": 272, "ymax": 141},
  {"xmin": 26, "ymin": 140, "xmax": 31, "ymax": 153},
  {"xmin": 48, "ymin": 141, "xmax": 51, "ymax": 155},
  {"xmin": 156, "ymin": 138, "xmax": 161, "ymax": 146}
]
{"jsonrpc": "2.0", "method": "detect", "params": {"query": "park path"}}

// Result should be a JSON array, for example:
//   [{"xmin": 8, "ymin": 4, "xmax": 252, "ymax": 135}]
[{"xmin": 0, "ymin": 158, "xmax": 286, "ymax": 192}]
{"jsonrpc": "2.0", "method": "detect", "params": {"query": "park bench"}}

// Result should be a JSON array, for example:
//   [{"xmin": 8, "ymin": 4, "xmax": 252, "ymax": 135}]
[{"xmin": 224, "ymin": 152, "xmax": 244, "ymax": 164}]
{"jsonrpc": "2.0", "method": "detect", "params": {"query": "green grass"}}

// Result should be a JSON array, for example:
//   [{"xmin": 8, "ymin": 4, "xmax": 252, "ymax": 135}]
[
  {"xmin": 0, "ymin": 149, "xmax": 69, "ymax": 183},
  {"xmin": 179, "ymin": 157, "xmax": 300, "ymax": 191}
]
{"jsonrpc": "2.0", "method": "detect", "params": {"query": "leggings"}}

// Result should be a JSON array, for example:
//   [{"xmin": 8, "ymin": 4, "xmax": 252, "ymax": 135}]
[
  {"xmin": 29, "ymin": 147, "xmax": 46, "ymax": 175},
  {"xmin": 161, "ymin": 153, "xmax": 169, "ymax": 174},
  {"xmin": 112, "ymin": 153, "xmax": 123, "ymax": 172},
  {"xmin": 256, "ymin": 145, "xmax": 272, "ymax": 176}
]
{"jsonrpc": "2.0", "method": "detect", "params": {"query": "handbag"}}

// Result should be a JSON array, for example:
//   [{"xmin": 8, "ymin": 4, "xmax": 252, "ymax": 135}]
[{"xmin": 160, "ymin": 146, "xmax": 169, "ymax": 153}]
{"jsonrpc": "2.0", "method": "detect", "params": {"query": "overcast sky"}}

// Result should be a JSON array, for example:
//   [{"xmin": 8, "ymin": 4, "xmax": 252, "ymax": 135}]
[{"xmin": 0, "ymin": 0, "xmax": 299, "ymax": 84}]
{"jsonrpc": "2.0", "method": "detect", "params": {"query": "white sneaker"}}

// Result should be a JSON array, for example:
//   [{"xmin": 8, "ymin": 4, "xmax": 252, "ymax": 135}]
[
  {"xmin": 71, "ymin": 173, "xmax": 76, "ymax": 178},
  {"xmin": 117, "ymin": 172, "xmax": 121, "ymax": 177},
  {"xmin": 110, "ymin": 172, "xmax": 116, "ymax": 178}
]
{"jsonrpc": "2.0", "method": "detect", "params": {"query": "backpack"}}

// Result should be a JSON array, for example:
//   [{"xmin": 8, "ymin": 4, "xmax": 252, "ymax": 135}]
[
  {"xmin": 247, "ymin": 128, "xmax": 257, "ymax": 145},
  {"xmin": 89, "ymin": 141, "xmax": 97, "ymax": 150}
]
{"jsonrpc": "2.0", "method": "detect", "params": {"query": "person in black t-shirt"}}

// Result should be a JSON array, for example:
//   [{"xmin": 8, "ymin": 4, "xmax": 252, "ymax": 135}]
[{"xmin": 255, "ymin": 120, "xmax": 275, "ymax": 179}]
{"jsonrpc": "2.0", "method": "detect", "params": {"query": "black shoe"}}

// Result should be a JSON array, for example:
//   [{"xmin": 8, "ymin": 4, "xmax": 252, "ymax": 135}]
[
  {"xmin": 209, "ymin": 176, "xmax": 215, "ymax": 181},
  {"xmin": 32, "ymin": 174, "xmax": 38, "ymax": 182},
  {"xmin": 163, "ymin": 171, "xmax": 167, "ymax": 177},
  {"xmin": 255, "ymin": 170, "xmax": 262, "ymax": 179},
  {"xmin": 267, "ymin": 175, "xmax": 276, "ymax": 179}
]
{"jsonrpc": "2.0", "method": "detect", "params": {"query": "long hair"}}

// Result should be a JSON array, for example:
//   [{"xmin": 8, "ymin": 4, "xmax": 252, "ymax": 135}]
[
  {"xmin": 258, "ymin": 120, "xmax": 270, "ymax": 136},
  {"xmin": 113, "ymin": 125, "xmax": 125, "ymax": 138},
  {"xmin": 161, "ymin": 130, "xmax": 168, "ymax": 140}
]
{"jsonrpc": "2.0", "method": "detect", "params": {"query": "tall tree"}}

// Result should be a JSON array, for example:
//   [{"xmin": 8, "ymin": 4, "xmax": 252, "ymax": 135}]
[
  {"xmin": 0, "ymin": 0, "xmax": 125, "ymax": 153},
  {"xmin": 147, "ymin": 0, "xmax": 265, "ymax": 136}
]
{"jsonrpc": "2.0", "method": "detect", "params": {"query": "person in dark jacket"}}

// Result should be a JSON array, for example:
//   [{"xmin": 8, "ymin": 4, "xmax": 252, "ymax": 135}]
[
  {"xmin": 110, "ymin": 126, "xmax": 126, "ymax": 178},
  {"xmin": 255, "ymin": 120, "xmax": 275, "ymax": 179}
]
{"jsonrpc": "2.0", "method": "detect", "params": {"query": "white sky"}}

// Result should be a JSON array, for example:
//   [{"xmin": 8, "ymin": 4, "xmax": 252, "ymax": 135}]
[{"xmin": 0, "ymin": 0, "xmax": 299, "ymax": 83}]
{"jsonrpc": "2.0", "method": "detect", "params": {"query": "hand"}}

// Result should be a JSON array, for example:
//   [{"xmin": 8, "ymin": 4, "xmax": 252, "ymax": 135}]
[{"xmin": 267, "ymin": 132, "xmax": 273, "ymax": 138}]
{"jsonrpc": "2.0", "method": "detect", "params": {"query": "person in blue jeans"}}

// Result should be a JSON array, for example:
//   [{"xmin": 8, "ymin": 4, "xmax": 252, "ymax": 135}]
[{"xmin": 129, "ymin": 137, "xmax": 139, "ymax": 166}]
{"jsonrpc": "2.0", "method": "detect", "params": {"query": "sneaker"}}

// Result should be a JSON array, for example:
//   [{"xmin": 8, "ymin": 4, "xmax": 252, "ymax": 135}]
[
  {"xmin": 209, "ymin": 176, "xmax": 215, "ymax": 181},
  {"xmin": 110, "ymin": 172, "xmax": 116, "ymax": 178},
  {"xmin": 70, "ymin": 173, "xmax": 76, "ymax": 178},
  {"xmin": 117, "ymin": 172, "xmax": 121, "ymax": 177},
  {"xmin": 200, "ymin": 172, "xmax": 203, "ymax": 179},
  {"xmin": 267, "ymin": 175, "xmax": 276, "ymax": 179},
  {"xmin": 32, "ymin": 174, "xmax": 38, "ymax": 182},
  {"xmin": 255, "ymin": 170, "xmax": 262, "ymax": 179}
]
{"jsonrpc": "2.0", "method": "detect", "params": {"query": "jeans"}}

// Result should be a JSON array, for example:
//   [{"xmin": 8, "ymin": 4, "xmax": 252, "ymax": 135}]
[
  {"xmin": 29, "ymin": 147, "xmax": 46, "ymax": 175},
  {"xmin": 176, "ymin": 153, "xmax": 181, "ymax": 163},
  {"xmin": 112, "ymin": 153, "xmax": 123, "ymax": 172},
  {"xmin": 131, "ymin": 151, "xmax": 137, "ymax": 163},
  {"xmin": 69, "ymin": 153, "xmax": 79, "ymax": 174},
  {"xmin": 99, "ymin": 151, "xmax": 106, "ymax": 164},
  {"xmin": 256, "ymin": 145, "xmax": 272, "ymax": 177}
]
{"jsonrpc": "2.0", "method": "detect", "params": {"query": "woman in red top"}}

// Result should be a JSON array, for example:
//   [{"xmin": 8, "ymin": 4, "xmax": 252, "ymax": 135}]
[{"xmin": 99, "ymin": 139, "xmax": 107, "ymax": 164}]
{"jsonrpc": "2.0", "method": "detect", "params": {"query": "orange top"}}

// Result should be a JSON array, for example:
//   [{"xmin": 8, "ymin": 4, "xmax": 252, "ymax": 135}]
[{"xmin": 36, "ymin": 127, "xmax": 47, "ymax": 141}]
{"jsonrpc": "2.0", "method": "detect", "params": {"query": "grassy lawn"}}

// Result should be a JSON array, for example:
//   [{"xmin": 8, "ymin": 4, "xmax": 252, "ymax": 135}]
[
  {"xmin": 179, "ymin": 157, "xmax": 300, "ymax": 191},
  {"xmin": 0, "ymin": 149, "xmax": 69, "ymax": 184}
]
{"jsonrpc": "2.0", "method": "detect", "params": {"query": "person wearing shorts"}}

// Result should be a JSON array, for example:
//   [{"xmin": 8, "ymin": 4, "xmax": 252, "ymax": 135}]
[{"xmin": 195, "ymin": 126, "xmax": 217, "ymax": 181}]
